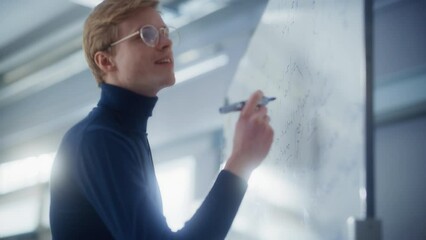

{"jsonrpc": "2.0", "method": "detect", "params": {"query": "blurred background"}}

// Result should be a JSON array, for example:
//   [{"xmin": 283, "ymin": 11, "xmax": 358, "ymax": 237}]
[{"xmin": 0, "ymin": 0, "xmax": 425, "ymax": 239}]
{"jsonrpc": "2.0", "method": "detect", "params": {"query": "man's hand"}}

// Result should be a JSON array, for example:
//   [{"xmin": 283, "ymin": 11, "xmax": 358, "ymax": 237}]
[{"xmin": 224, "ymin": 90, "xmax": 274, "ymax": 181}]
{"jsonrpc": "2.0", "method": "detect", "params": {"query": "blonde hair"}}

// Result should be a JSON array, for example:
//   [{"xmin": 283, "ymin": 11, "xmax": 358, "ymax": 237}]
[{"xmin": 83, "ymin": 0, "xmax": 159, "ymax": 84}]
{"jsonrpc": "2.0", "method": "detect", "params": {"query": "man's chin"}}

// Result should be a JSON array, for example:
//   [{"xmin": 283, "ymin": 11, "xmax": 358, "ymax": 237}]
[
  {"xmin": 158, "ymin": 76, "xmax": 176, "ymax": 90},
  {"xmin": 166, "ymin": 75, "xmax": 176, "ymax": 86}
]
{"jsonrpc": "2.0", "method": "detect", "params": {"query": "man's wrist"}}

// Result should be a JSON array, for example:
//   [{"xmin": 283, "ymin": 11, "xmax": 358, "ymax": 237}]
[{"xmin": 224, "ymin": 155, "xmax": 251, "ymax": 182}]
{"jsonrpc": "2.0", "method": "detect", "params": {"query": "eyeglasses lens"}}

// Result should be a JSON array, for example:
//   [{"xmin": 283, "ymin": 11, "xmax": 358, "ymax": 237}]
[{"xmin": 141, "ymin": 26, "xmax": 159, "ymax": 47}]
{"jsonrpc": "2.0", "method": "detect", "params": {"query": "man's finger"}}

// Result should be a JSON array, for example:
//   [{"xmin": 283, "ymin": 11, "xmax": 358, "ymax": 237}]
[{"xmin": 241, "ymin": 90, "xmax": 263, "ymax": 116}]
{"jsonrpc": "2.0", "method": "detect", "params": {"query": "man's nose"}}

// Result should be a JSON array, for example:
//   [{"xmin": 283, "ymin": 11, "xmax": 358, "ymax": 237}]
[{"xmin": 156, "ymin": 34, "xmax": 172, "ymax": 50}]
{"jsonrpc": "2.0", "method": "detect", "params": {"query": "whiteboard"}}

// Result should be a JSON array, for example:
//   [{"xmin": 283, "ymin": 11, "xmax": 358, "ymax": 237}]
[{"xmin": 222, "ymin": 0, "xmax": 366, "ymax": 239}]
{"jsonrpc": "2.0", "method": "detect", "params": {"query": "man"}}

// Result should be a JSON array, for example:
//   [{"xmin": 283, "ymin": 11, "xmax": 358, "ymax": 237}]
[{"xmin": 49, "ymin": 0, "xmax": 273, "ymax": 239}]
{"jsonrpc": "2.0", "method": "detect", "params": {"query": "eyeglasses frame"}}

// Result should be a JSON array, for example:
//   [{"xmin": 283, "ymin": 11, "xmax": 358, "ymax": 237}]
[{"xmin": 110, "ymin": 24, "xmax": 171, "ymax": 48}]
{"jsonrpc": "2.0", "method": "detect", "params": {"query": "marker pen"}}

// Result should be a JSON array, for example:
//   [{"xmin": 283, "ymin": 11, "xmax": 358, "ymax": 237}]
[{"xmin": 219, "ymin": 96, "xmax": 276, "ymax": 114}]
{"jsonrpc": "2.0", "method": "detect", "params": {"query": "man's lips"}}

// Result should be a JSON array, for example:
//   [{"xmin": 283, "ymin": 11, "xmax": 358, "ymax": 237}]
[{"xmin": 155, "ymin": 57, "xmax": 173, "ymax": 64}]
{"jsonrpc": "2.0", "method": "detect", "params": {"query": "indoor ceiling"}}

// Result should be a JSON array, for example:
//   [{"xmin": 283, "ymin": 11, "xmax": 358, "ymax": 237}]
[
  {"xmin": 0, "ymin": 0, "xmax": 268, "ymax": 163},
  {"xmin": 0, "ymin": 0, "xmax": 239, "ymax": 89},
  {"xmin": 0, "ymin": 0, "xmax": 424, "ymax": 164}
]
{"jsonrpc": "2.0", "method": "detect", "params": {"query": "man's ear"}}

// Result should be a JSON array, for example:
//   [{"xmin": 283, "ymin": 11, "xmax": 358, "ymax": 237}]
[{"xmin": 94, "ymin": 51, "xmax": 116, "ymax": 73}]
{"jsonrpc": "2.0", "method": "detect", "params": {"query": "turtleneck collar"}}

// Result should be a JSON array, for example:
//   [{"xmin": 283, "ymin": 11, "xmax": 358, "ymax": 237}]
[{"xmin": 97, "ymin": 83, "xmax": 158, "ymax": 133}]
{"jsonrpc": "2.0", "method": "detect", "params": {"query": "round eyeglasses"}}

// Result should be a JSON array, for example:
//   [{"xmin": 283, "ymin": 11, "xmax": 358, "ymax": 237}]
[{"xmin": 110, "ymin": 25, "xmax": 178, "ymax": 48}]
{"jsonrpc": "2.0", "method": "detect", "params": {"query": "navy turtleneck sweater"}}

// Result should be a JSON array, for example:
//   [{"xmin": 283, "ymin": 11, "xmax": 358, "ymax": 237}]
[{"xmin": 50, "ymin": 84, "xmax": 247, "ymax": 240}]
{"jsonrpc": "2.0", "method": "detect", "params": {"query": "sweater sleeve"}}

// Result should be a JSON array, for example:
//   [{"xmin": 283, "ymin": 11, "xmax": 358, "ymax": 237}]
[
  {"xmin": 76, "ymin": 130, "xmax": 247, "ymax": 240},
  {"xmin": 174, "ymin": 170, "xmax": 248, "ymax": 240}
]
